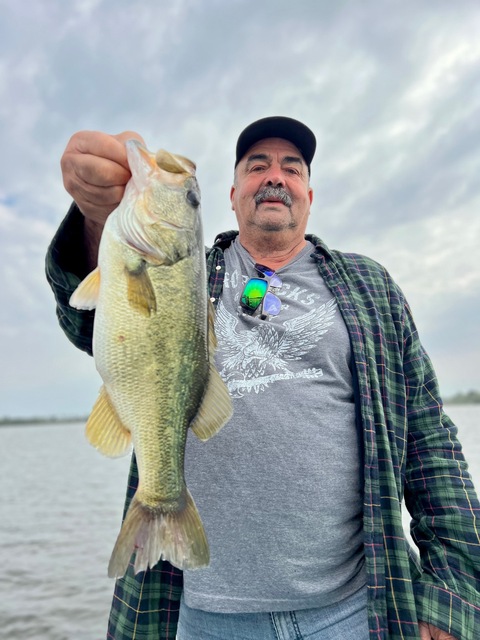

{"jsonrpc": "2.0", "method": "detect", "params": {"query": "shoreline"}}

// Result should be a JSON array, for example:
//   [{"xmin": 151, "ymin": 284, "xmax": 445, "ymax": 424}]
[
  {"xmin": 0, "ymin": 416, "xmax": 88, "ymax": 427},
  {"xmin": 1, "ymin": 400, "xmax": 479, "ymax": 427}
]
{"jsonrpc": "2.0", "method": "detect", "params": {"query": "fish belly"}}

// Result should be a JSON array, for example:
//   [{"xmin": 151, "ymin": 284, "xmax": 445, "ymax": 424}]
[{"xmin": 94, "ymin": 249, "xmax": 211, "ymax": 574}]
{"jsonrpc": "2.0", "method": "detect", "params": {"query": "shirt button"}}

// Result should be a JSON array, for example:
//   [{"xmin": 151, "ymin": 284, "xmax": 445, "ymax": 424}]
[
  {"xmin": 210, "ymin": 297, "xmax": 216, "ymax": 303},
  {"xmin": 215, "ymin": 265, "xmax": 222, "ymax": 271}
]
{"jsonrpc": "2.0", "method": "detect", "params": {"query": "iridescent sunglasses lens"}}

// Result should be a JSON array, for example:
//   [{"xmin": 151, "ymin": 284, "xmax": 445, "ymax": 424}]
[
  {"xmin": 256, "ymin": 264, "xmax": 275, "ymax": 277},
  {"xmin": 262, "ymin": 292, "xmax": 282, "ymax": 316},
  {"xmin": 269, "ymin": 274, "xmax": 282, "ymax": 288},
  {"xmin": 240, "ymin": 264, "xmax": 283, "ymax": 319},
  {"xmin": 241, "ymin": 277, "xmax": 268, "ymax": 313},
  {"xmin": 255, "ymin": 264, "xmax": 282, "ymax": 288}
]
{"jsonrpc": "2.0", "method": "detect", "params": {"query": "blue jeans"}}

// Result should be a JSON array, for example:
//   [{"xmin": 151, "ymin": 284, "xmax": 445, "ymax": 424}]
[{"xmin": 177, "ymin": 585, "xmax": 369, "ymax": 639}]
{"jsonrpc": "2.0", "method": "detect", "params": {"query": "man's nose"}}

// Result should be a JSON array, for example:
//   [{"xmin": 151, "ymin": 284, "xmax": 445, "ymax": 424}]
[{"xmin": 264, "ymin": 166, "xmax": 285, "ymax": 187}]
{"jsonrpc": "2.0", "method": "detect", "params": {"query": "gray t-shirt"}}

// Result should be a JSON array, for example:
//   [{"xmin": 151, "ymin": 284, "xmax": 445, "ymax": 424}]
[{"xmin": 183, "ymin": 239, "xmax": 365, "ymax": 613}]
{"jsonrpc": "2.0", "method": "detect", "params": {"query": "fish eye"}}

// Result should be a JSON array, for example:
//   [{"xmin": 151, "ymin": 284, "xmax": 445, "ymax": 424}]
[{"xmin": 186, "ymin": 189, "xmax": 200, "ymax": 207}]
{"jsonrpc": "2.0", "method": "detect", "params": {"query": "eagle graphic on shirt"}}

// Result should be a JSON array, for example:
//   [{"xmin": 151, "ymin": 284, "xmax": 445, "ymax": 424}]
[{"xmin": 214, "ymin": 298, "xmax": 337, "ymax": 397}]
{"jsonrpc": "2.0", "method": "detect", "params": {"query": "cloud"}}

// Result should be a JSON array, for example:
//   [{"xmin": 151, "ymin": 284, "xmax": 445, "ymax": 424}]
[{"xmin": 1, "ymin": 0, "xmax": 479, "ymax": 415}]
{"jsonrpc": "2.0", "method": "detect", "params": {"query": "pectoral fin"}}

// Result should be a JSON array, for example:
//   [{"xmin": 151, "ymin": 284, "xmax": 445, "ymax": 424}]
[
  {"xmin": 190, "ymin": 301, "xmax": 232, "ymax": 440},
  {"xmin": 126, "ymin": 269, "xmax": 157, "ymax": 316},
  {"xmin": 86, "ymin": 385, "xmax": 132, "ymax": 457},
  {"xmin": 69, "ymin": 267, "xmax": 101, "ymax": 310}
]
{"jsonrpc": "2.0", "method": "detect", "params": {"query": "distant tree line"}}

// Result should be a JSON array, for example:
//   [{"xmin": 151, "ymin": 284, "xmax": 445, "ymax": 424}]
[
  {"xmin": 1, "ymin": 390, "xmax": 480, "ymax": 425},
  {"xmin": 444, "ymin": 390, "xmax": 480, "ymax": 405},
  {"xmin": 0, "ymin": 415, "xmax": 88, "ymax": 426}
]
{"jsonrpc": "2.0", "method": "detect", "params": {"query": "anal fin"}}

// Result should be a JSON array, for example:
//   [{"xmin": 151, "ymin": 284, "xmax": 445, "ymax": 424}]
[{"xmin": 86, "ymin": 385, "xmax": 132, "ymax": 457}]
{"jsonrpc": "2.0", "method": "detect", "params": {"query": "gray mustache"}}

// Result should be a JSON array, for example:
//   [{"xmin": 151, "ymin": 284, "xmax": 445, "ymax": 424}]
[{"xmin": 255, "ymin": 186, "xmax": 292, "ymax": 208}]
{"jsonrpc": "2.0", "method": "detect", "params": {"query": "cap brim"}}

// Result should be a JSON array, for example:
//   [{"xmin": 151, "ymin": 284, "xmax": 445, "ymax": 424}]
[{"xmin": 235, "ymin": 116, "xmax": 316, "ymax": 171}]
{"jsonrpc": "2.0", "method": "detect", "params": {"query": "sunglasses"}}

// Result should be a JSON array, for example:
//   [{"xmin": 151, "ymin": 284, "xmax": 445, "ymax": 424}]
[{"xmin": 240, "ymin": 264, "xmax": 282, "ymax": 320}]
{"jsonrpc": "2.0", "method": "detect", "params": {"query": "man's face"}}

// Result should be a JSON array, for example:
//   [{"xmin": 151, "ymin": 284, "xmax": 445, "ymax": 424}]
[{"xmin": 230, "ymin": 137, "xmax": 313, "ymax": 239}]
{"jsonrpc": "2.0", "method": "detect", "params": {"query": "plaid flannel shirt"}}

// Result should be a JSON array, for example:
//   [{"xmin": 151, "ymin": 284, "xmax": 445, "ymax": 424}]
[{"xmin": 46, "ymin": 206, "xmax": 480, "ymax": 639}]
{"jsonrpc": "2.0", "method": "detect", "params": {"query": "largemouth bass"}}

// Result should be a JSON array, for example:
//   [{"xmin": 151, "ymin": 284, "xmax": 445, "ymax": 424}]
[{"xmin": 70, "ymin": 140, "xmax": 232, "ymax": 577}]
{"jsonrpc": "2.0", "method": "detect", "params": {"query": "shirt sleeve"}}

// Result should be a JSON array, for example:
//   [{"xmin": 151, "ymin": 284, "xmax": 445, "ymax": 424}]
[
  {"xmin": 402, "ymin": 301, "xmax": 480, "ymax": 639},
  {"xmin": 45, "ymin": 202, "xmax": 95, "ymax": 356}
]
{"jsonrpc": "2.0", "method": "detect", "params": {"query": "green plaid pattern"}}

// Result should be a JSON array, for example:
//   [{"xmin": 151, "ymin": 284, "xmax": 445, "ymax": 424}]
[
  {"xmin": 106, "ymin": 455, "xmax": 183, "ymax": 639},
  {"xmin": 46, "ymin": 208, "xmax": 480, "ymax": 639}
]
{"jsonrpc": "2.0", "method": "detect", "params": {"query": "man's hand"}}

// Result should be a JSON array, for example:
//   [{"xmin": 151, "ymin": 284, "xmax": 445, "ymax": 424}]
[
  {"xmin": 419, "ymin": 621, "xmax": 458, "ymax": 640},
  {"xmin": 61, "ymin": 130, "xmax": 145, "ymax": 226},
  {"xmin": 60, "ymin": 130, "xmax": 145, "ymax": 270}
]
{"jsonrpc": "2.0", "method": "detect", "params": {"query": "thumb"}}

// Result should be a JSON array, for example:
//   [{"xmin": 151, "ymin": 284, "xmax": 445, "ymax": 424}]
[
  {"xmin": 418, "ymin": 622, "xmax": 432, "ymax": 640},
  {"xmin": 111, "ymin": 131, "xmax": 147, "ymax": 170},
  {"xmin": 113, "ymin": 131, "xmax": 146, "ymax": 147},
  {"xmin": 418, "ymin": 621, "xmax": 457, "ymax": 640},
  {"xmin": 106, "ymin": 131, "xmax": 146, "ymax": 172}
]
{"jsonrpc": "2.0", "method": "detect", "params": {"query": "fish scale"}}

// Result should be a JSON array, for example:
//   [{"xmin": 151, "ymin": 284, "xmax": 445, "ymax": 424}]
[{"xmin": 70, "ymin": 140, "xmax": 232, "ymax": 577}]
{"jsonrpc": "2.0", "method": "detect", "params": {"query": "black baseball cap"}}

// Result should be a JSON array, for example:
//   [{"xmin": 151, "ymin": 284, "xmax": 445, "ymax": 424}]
[{"xmin": 235, "ymin": 116, "xmax": 316, "ymax": 174}]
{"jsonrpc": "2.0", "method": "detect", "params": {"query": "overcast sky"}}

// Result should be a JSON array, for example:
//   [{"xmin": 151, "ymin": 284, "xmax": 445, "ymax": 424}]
[{"xmin": 1, "ymin": 0, "xmax": 479, "ymax": 418}]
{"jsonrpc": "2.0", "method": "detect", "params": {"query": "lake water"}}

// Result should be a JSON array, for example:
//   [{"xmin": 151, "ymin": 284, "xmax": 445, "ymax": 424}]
[{"xmin": 1, "ymin": 405, "xmax": 479, "ymax": 639}]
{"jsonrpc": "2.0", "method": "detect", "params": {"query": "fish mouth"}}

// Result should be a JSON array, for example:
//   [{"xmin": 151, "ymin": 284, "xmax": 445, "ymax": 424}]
[{"xmin": 254, "ymin": 187, "xmax": 292, "ymax": 208}]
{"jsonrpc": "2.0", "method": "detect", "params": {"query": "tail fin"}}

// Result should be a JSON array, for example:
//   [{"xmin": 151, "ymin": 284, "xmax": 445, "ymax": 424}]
[{"xmin": 108, "ymin": 488, "xmax": 209, "ymax": 578}]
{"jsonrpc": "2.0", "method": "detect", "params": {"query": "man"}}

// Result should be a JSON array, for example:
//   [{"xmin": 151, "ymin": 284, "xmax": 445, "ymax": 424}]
[{"xmin": 46, "ymin": 117, "xmax": 480, "ymax": 640}]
